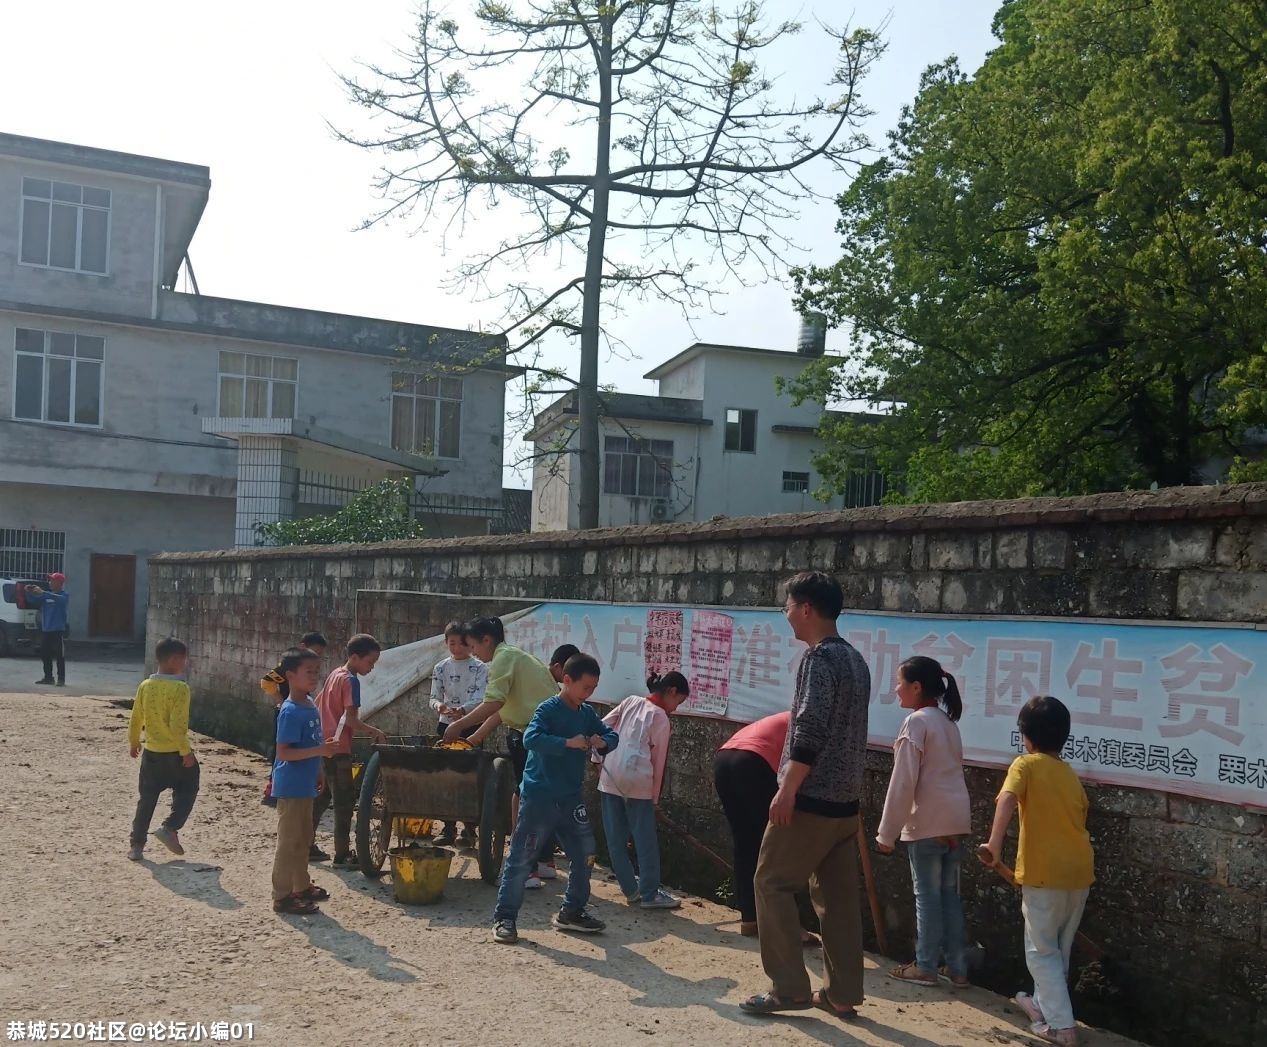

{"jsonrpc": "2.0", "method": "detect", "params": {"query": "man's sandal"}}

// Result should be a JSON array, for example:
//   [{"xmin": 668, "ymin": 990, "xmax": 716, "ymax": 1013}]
[
  {"xmin": 811, "ymin": 990, "xmax": 859, "ymax": 1020},
  {"xmin": 889, "ymin": 962, "xmax": 939, "ymax": 986},
  {"xmin": 938, "ymin": 966, "xmax": 969, "ymax": 987},
  {"xmin": 301, "ymin": 884, "xmax": 331, "ymax": 902},
  {"xmin": 739, "ymin": 992, "xmax": 811, "ymax": 1015},
  {"xmin": 273, "ymin": 893, "xmax": 318, "ymax": 915}
]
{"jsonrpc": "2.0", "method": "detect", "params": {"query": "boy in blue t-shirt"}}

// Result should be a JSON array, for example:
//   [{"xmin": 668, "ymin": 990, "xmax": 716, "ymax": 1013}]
[
  {"xmin": 271, "ymin": 648, "xmax": 335, "ymax": 915},
  {"xmin": 492, "ymin": 653, "xmax": 618, "ymax": 944}
]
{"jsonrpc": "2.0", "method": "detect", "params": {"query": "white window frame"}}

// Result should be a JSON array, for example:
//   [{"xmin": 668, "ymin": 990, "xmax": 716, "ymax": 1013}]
[
  {"xmin": 782, "ymin": 470, "xmax": 811, "ymax": 493},
  {"xmin": 602, "ymin": 436, "xmax": 674, "ymax": 499},
  {"xmin": 12, "ymin": 328, "xmax": 105, "ymax": 429},
  {"xmin": 390, "ymin": 372, "xmax": 463, "ymax": 460},
  {"xmin": 18, "ymin": 177, "xmax": 112, "ymax": 276},
  {"xmin": 216, "ymin": 351, "xmax": 299, "ymax": 420}
]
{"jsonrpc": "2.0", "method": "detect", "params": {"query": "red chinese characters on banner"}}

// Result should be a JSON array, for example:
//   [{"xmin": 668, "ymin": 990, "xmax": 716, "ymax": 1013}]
[
  {"xmin": 846, "ymin": 628, "xmax": 901, "ymax": 702},
  {"xmin": 688, "ymin": 610, "xmax": 735, "ymax": 715},
  {"xmin": 985, "ymin": 638, "xmax": 1052, "ymax": 718},
  {"xmin": 1158, "ymin": 643, "xmax": 1252, "ymax": 746},
  {"xmin": 643, "ymin": 610, "xmax": 684, "ymax": 676},
  {"xmin": 1063, "ymin": 639, "xmax": 1145, "ymax": 731}
]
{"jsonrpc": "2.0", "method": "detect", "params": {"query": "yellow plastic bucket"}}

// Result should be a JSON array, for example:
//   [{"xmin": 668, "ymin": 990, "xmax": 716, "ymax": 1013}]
[
  {"xmin": 389, "ymin": 845, "xmax": 454, "ymax": 905},
  {"xmin": 394, "ymin": 816, "xmax": 433, "ymax": 840}
]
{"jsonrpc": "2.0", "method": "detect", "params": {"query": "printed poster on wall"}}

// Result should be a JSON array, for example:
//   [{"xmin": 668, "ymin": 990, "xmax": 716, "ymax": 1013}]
[{"xmin": 501, "ymin": 601, "xmax": 1267, "ymax": 810}]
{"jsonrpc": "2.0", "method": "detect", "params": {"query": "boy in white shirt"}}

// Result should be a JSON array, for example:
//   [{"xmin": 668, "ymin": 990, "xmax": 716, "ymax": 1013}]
[{"xmin": 430, "ymin": 621, "xmax": 489, "ymax": 844}]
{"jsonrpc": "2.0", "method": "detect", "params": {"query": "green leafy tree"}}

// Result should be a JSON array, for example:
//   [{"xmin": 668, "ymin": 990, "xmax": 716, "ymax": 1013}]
[
  {"xmin": 790, "ymin": 0, "xmax": 1267, "ymax": 503},
  {"xmin": 255, "ymin": 479, "xmax": 425, "ymax": 546},
  {"xmin": 338, "ymin": 0, "xmax": 883, "ymax": 527}
]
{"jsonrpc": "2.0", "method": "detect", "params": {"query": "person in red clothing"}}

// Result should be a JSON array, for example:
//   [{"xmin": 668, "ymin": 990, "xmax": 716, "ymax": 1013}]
[
  {"xmin": 713, "ymin": 711, "xmax": 817, "ymax": 944},
  {"xmin": 312, "ymin": 634, "xmax": 386, "ymax": 865}
]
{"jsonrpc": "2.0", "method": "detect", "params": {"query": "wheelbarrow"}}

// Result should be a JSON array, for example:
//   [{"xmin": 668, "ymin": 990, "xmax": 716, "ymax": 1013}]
[{"xmin": 354, "ymin": 742, "xmax": 515, "ymax": 885}]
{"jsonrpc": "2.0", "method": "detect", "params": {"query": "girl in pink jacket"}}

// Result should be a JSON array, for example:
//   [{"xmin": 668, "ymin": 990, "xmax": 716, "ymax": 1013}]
[
  {"xmin": 599, "ymin": 672, "xmax": 690, "ymax": 909},
  {"xmin": 876, "ymin": 656, "xmax": 972, "ymax": 987}
]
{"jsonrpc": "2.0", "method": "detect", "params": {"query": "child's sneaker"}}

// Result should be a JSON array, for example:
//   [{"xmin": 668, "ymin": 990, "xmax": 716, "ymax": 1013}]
[
  {"xmin": 1035, "ymin": 1026, "xmax": 1079, "ymax": 1046},
  {"xmin": 553, "ymin": 908, "xmax": 605, "ymax": 934},
  {"xmin": 625, "ymin": 891, "xmax": 642, "ymax": 905},
  {"xmin": 493, "ymin": 920, "xmax": 518, "ymax": 944},
  {"xmin": 641, "ymin": 890, "xmax": 682, "ymax": 910},
  {"xmin": 536, "ymin": 861, "xmax": 558, "ymax": 880},
  {"xmin": 524, "ymin": 874, "xmax": 544, "ymax": 890},
  {"xmin": 127, "ymin": 843, "xmax": 144, "ymax": 861},
  {"xmin": 152, "ymin": 827, "xmax": 184, "ymax": 856}
]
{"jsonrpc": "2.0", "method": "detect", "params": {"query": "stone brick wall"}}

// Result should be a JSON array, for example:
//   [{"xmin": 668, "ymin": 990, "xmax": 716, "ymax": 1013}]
[{"xmin": 148, "ymin": 483, "xmax": 1267, "ymax": 1047}]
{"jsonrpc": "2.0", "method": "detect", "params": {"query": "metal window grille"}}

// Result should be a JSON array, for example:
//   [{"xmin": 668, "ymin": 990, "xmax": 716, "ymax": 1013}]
[
  {"xmin": 602, "ymin": 436, "xmax": 674, "ymax": 498},
  {"xmin": 842, "ymin": 457, "xmax": 887, "ymax": 508},
  {"xmin": 294, "ymin": 471, "xmax": 527, "ymax": 533},
  {"xmin": 782, "ymin": 471, "xmax": 811, "ymax": 493},
  {"xmin": 0, "ymin": 528, "xmax": 66, "ymax": 577}
]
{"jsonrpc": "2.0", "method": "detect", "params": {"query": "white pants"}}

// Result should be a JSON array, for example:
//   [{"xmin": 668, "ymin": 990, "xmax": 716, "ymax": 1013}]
[{"xmin": 1021, "ymin": 885, "xmax": 1089, "ymax": 1031}]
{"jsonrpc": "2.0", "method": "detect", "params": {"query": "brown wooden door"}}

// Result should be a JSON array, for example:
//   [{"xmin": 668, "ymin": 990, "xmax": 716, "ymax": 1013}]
[{"xmin": 89, "ymin": 554, "xmax": 136, "ymax": 637}]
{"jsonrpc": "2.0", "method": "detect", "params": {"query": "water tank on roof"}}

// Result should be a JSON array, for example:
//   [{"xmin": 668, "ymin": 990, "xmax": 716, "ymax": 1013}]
[{"xmin": 797, "ymin": 312, "xmax": 828, "ymax": 357}]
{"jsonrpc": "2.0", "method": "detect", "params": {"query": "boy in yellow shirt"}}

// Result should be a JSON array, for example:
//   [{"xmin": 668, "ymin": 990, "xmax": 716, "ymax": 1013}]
[
  {"xmin": 979, "ymin": 696, "xmax": 1094, "ymax": 1047},
  {"xmin": 127, "ymin": 638, "xmax": 200, "ymax": 861}
]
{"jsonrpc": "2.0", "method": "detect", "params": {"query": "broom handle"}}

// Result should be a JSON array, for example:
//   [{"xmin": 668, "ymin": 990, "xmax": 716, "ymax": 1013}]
[
  {"xmin": 856, "ymin": 814, "xmax": 890, "ymax": 956},
  {"xmin": 655, "ymin": 808, "xmax": 733, "ymax": 872},
  {"xmin": 977, "ymin": 845, "xmax": 1101, "ymax": 958},
  {"xmin": 655, "ymin": 806, "xmax": 890, "ymax": 956}
]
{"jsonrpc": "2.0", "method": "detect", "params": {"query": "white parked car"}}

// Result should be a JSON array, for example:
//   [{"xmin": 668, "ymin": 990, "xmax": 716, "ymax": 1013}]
[{"xmin": 0, "ymin": 579, "xmax": 43, "ymax": 657}]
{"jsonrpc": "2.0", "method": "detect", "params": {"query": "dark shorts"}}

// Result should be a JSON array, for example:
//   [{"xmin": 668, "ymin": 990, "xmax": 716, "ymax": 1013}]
[{"xmin": 507, "ymin": 729, "xmax": 529, "ymax": 793}]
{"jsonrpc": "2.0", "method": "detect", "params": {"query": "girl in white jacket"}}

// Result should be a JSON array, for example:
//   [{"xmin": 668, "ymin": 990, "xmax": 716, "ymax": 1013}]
[{"xmin": 599, "ymin": 672, "xmax": 690, "ymax": 909}]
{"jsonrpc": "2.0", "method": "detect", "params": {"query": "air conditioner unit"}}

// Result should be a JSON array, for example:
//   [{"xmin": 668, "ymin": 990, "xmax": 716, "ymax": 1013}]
[{"xmin": 650, "ymin": 499, "xmax": 671, "ymax": 522}]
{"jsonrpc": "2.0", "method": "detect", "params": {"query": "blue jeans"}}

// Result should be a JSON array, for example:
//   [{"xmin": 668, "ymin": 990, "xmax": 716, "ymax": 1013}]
[
  {"xmin": 600, "ymin": 792, "xmax": 661, "ymax": 901},
  {"xmin": 908, "ymin": 837, "xmax": 967, "ymax": 977},
  {"xmin": 494, "ymin": 792, "xmax": 595, "ymax": 924}
]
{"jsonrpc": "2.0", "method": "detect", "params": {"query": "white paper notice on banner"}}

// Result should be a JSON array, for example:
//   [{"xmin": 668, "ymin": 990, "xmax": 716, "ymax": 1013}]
[{"xmin": 502, "ymin": 602, "xmax": 1267, "ymax": 810}]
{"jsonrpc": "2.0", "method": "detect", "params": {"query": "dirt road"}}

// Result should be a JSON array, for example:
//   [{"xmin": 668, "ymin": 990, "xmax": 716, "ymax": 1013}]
[{"xmin": 0, "ymin": 689, "xmax": 1144, "ymax": 1047}]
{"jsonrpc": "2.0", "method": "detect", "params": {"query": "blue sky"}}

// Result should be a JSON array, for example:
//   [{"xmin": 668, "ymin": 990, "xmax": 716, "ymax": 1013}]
[{"xmin": 3, "ymin": 1, "xmax": 1001, "ymax": 484}]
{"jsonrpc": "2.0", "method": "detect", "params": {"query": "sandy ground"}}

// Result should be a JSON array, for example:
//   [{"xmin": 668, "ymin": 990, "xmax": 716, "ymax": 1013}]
[{"xmin": 0, "ymin": 676, "xmax": 1147, "ymax": 1047}]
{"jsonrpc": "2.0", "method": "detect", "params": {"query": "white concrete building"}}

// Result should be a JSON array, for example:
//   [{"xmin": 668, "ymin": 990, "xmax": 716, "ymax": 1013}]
[
  {"xmin": 528, "ymin": 337, "xmax": 885, "ymax": 531},
  {"xmin": 0, "ymin": 133, "xmax": 517, "ymax": 639}
]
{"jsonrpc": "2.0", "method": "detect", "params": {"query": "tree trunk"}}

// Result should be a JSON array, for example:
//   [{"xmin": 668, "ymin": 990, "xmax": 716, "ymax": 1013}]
[{"xmin": 576, "ymin": 18, "xmax": 615, "ymax": 530}]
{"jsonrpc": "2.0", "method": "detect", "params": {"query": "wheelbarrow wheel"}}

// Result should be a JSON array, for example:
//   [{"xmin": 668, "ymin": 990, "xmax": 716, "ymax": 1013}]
[
  {"xmin": 478, "ymin": 756, "xmax": 513, "ymax": 885},
  {"xmin": 355, "ymin": 750, "xmax": 391, "ymax": 877}
]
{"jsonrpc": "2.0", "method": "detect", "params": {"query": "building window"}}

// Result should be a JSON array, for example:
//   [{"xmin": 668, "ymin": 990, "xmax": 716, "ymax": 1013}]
[
  {"xmin": 14, "ymin": 328, "xmax": 104, "ymax": 427},
  {"xmin": 19, "ymin": 178, "xmax": 111, "ymax": 274},
  {"xmin": 0, "ymin": 528, "xmax": 66, "ymax": 578},
  {"xmin": 724, "ymin": 408, "xmax": 757, "ymax": 452},
  {"xmin": 218, "ymin": 352, "xmax": 298, "ymax": 419},
  {"xmin": 391, "ymin": 373, "xmax": 462, "ymax": 459},
  {"xmin": 603, "ymin": 436, "xmax": 674, "ymax": 498},
  {"xmin": 782, "ymin": 471, "xmax": 810, "ymax": 493}
]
